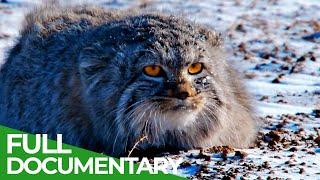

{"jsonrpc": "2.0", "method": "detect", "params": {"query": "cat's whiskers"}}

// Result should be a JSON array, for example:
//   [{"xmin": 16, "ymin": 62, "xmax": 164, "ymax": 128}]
[
  {"xmin": 111, "ymin": 99, "xmax": 149, "ymax": 154},
  {"xmin": 199, "ymin": 107, "xmax": 214, "ymax": 133},
  {"xmin": 122, "ymin": 102, "xmax": 150, "ymax": 152},
  {"xmin": 124, "ymin": 102, "xmax": 154, "ymax": 143},
  {"xmin": 106, "ymin": 99, "xmax": 145, "ymax": 143},
  {"xmin": 151, "ymin": 104, "xmax": 162, "ymax": 144},
  {"xmin": 154, "ymin": 103, "xmax": 163, "ymax": 138},
  {"xmin": 113, "ymin": 87, "xmax": 239, "ymax": 154}
]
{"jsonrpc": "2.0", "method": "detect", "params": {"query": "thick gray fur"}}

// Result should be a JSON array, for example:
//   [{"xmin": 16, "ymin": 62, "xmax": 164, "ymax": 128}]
[{"xmin": 0, "ymin": 6, "xmax": 257, "ymax": 156}]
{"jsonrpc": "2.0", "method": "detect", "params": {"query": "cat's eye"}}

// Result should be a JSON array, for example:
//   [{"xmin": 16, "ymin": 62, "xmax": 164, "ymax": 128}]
[
  {"xmin": 143, "ymin": 65, "xmax": 162, "ymax": 77},
  {"xmin": 188, "ymin": 63, "xmax": 203, "ymax": 75}
]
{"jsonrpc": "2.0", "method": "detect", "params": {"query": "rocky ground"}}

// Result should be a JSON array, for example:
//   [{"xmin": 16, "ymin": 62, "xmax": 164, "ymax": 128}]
[{"xmin": 0, "ymin": 0, "xmax": 319, "ymax": 179}]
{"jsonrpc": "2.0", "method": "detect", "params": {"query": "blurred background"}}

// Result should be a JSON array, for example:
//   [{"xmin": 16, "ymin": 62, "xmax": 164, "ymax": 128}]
[{"xmin": 0, "ymin": 0, "xmax": 319, "ymax": 179}]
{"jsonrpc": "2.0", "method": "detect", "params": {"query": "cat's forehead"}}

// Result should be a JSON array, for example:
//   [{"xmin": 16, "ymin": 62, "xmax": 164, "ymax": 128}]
[
  {"xmin": 137, "ymin": 40, "xmax": 208, "ymax": 68},
  {"xmin": 128, "ymin": 15, "xmax": 211, "ymax": 56},
  {"xmin": 107, "ymin": 14, "xmax": 220, "ymax": 68}
]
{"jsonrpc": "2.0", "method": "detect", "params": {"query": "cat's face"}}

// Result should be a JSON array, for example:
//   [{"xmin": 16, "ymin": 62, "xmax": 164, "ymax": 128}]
[
  {"xmin": 111, "ymin": 37, "xmax": 225, "ymax": 147},
  {"xmin": 79, "ymin": 16, "xmax": 225, "ymax": 152},
  {"xmin": 128, "ymin": 46, "xmax": 213, "ymax": 130}
]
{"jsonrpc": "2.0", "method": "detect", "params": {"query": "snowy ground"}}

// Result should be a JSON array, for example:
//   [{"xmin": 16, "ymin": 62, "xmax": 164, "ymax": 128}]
[{"xmin": 0, "ymin": 0, "xmax": 319, "ymax": 179}]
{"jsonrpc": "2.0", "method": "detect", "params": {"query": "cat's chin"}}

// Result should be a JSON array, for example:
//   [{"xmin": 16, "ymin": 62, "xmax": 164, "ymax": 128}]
[
  {"xmin": 160, "ymin": 106, "xmax": 201, "ymax": 130},
  {"xmin": 156, "ymin": 97, "xmax": 204, "ymax": 130},
  {"xmin": 163, "ymin": 110, "xmax": 198, "ymax": 130}
]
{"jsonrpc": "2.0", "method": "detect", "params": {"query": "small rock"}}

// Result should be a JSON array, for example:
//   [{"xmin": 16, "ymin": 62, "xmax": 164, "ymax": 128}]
[
  {"xmin": 299, "ymin": 168, "xmax": 305, "ymax": 174},
  {"xmin": 288, "ymin": 147, "xmax": 298, "ymax": 152},
  {"xmin": 235, "ymin": 24, "xmax": 246, "ymax": 33},
  {"xmin": 313, "ymin": 109, "xmax": 320, "ymax": 118},
  {"xmin": 302, "ymin": 32, "xmax": 320, "ymax": 42},
  {"xmin": 259, "ymin": 96, "xmax": 268, "ymax": 101},
  {"xmin": 179, "ymin": 161, "xmax": 191, "ymax": 168},
  {"xmin": 314, "ymin": 136, "xmax": 320, "ymax": 145},
  {"xmin": 235, "ymin": 151, "xmax": 248, "ymax": 159},
  {"xmin": 238, "ymin": 42, "xmax": 246, "ymax": 52},
  {"xmin": 222, "ymin": 175, "xmax": 235, "ymax": 180},
  {"xmin": 296, "ymin": 56, "xmax": 306, "ymax": 62},
  {"xmin": 267, "ymin": 131, "xmax": 281, "ymax": 142},
  {"xmin": 271, "ymin": 78, "xmax": 281, "ymax": 83}
]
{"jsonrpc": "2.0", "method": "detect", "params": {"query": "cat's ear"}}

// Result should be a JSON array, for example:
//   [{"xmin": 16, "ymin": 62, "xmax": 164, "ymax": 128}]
[
  {"xmin": 79, "ymin": 59, "xmax": 106, "ymax": 76},
  {"xmin": 79, "ymin": 44, "xmax": 115, "ymax": 77},
  {"xmin": 198, "ymin": 27, "xmax": 223, "ymax": 47}
]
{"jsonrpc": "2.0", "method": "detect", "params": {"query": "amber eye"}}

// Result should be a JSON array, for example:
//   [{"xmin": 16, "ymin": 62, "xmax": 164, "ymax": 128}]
[
  {"xmin": 188, "ymin": 63, "xmax": 203, "ymax": 75},
  {"xmin": 143, "ymin": 65, "xmax": 162, "ymax": 77}
]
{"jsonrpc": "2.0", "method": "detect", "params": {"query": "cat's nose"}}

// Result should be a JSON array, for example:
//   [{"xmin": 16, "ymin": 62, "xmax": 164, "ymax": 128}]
[
  {"xmin": 176, "ymin": 91, "xmax": 190, "ymax": 100},
  {"xmin": 166, "ymin": 89, "xmax": 191, "ymax": 99},
  {"xmin": 165, "ymin": 79, "xmax": 196, "ymax": 99}
]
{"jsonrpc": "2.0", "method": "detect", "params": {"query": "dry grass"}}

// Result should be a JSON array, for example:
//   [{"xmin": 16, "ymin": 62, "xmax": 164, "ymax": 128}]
[{"xmin": 127, "ymin": 135, "xmax": 148, "ymax": 157}]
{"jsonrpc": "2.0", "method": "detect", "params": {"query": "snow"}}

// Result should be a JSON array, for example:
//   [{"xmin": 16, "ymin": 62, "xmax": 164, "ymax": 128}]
[
  {"xmin": 256, "ymin": 102, "xmax": 313, "ymax": 117},
  {"xmin": 246, "ymin": 80, "xmax": 319, "ymax": 96},
  {"xmin": 0, "ymin": 0, "xmax": 319, "ymax": 179}
]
